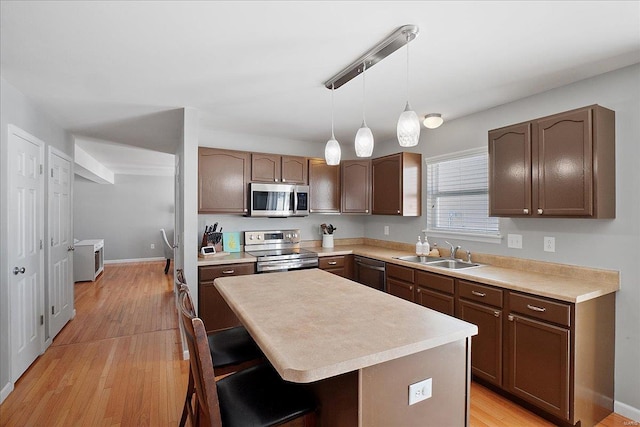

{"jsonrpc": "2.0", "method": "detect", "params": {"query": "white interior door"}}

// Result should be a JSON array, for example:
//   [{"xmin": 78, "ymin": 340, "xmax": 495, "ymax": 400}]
[
  {"xmin": 8, "ymin": 125, "xmax": 45, "ymax": 382},
  {"xmin": 48, "ymin": 147, "xmax": 73, "ymax": 339}
]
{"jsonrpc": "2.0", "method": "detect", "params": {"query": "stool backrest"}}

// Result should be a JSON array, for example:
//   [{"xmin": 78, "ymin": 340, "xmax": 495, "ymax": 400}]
[{"xmin": 179, "ymin": 290, "xmax": 222, "ymax": 426}]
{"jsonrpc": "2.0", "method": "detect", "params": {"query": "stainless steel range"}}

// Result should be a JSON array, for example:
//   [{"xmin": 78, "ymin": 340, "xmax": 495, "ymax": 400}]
[{"xmin": 244, "ymin": 229, "xmax": 319, "ymax": 273}]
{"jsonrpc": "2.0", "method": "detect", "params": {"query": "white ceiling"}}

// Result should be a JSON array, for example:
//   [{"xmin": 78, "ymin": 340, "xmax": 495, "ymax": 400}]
[{"xmin": 2, "ymin": 1, "xmax": 639, "ymax": 166}]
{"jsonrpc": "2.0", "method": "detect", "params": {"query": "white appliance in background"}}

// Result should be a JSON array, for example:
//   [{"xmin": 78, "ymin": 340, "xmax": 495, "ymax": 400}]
[{"xmin": 74, "ymin": 239, "xmax": 104, "ymax": 282}]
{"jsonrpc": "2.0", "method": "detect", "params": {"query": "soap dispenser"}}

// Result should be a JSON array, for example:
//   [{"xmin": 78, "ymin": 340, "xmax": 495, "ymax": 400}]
[
  {"xmin": 415, "ymin": 236, "xmax": 424, "ymax": 256},
  {"xmin": 422, "ymin": 235, "xmax": 431, "ymax": 256}
]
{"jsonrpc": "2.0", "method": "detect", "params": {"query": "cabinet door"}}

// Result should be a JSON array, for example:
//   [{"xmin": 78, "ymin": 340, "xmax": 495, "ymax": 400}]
[
  {"xmin": 489, "ymin": 123, "xmax": 532, "ymax": 216},
  {"xmin": 459, "ymin": 299, "xmax": 503, "ymax": 387},
  {"xmin": 281, "ymin": 156, "xmax": 308, "ymax": 184},
  {"xmin": 507, "ymin": 314, "xmax": 570, "ymax": 421},
  {"xmin": 387, "ymin": 278, "xmax": 414, "ymax": 302},
  {"xmin": 341, "ymin": 160, "xmax": 371, "ymax": 214},
  {"xmin": 535, "ymin": 108, "xmax": 593, "ymax": 216},
  {"xmin": 251, "ymin": 153, "xmax": 281, "ymax": 182},
  {"xmin": 198, "ymin": 263, "xmax": 255, "ymax": 333},
  {"xmin": 372, "ymin": 154, "xmax": 402, "ymax": 215},
  {"xmin": 308, "ymin": 158, "xmax": 340, "ymax": 213},
  {"xmin": 415, "ymin": 286, "xmax": 454, "ymax": 316},
  {"xmin": 198, "ymin": 148, "xmax": 250, "ymax": 214}
]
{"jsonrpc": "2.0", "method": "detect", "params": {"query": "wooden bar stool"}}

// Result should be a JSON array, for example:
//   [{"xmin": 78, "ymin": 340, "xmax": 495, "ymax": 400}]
[{"xmin": 179, "ymin": 290, "xmax": 317, "ymax": 427}]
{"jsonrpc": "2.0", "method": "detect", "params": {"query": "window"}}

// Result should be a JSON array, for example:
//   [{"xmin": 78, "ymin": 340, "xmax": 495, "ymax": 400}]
[{"xmin": 426, "ymin": 148, "xmax": 500, "ymax": 241}]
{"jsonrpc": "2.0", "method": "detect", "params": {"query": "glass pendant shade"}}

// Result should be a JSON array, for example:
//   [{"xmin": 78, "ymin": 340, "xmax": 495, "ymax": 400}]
[
  {"xmin": 355, "ymin": 121, "xmax": 374, "ymax": 157},
  {"xmin": 397, "ymin": 102, "xmax": 420, "ymax": 147},
  {"xmin": 325, "ymin": 137, "xmax": 341, "ymax": 165}
]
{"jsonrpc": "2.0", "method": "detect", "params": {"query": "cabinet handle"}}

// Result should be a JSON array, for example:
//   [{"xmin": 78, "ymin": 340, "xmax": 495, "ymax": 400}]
[
  {"xmin": 527, "ymin": 304, "xmax": 546, "ymax": 312},
  {"xmin": 282, "ymin": 179, "xmax": 286, "ymax": 182},
  {"xmin": 409, "ymin": 286, "xmax": 413, "ymax": 291},
  {"xmin": 327, "ymin": 261, "xmax": 337, "ymax": 265},
  {"xmin": 222, "ymin": 270, "xmax": 235, "ymax": 274},
  {"xmin": 494, "ymin": 311, "xmax": 500, "ymax": 318},
  {"xmin": 537, "ymin": 208, "xmax": 543, "ymax": 215},
  {"xmin": 274, "ymin": 179, "xmax": 279, "ymax": 182},
  {"xmin": 471, "ymin": 290, "xmax": 486, "ymax": 297},
  {"xmin": 523, "ymin": 208, "xmax": 529, "ymax": 214},
  {"xmin": 397, "ymin": 210, "xmax": 401, "ymax": 214},
  {"xmin": 365, "ymin": 209, "xmax": 369, "ymax": 213},
  {"xmin": 417, "ymin": 288, "xmax": 421, "ymax": 293},
  {"xmin": 508, "ymin": 315, "xmax": 514, "ymax": 321}
]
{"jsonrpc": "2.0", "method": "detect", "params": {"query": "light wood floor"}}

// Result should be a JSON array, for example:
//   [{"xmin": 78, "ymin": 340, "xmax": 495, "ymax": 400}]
[{"xmin": 0, "ymin": 261, "xmax": 635, "ymax": 426}]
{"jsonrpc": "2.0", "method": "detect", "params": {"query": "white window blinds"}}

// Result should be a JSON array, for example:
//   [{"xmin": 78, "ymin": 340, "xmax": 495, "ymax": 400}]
[{"xmin": 426, "ymin": 148, "xmax": 499, "ymax": 235}]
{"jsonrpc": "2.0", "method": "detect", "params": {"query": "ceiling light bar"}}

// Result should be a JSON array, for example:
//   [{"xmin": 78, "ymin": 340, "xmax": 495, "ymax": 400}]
[{"xmin": 324, "ymin": 25, "xmax": 419, "ymax": 90}]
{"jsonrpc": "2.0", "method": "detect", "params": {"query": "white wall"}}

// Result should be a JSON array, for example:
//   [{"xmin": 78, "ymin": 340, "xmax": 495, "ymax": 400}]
[
  {"xmin": 73, "ymin": 174, "xmax": 174, "ymax": 261},
  {"xmin": 365, "ymin": 64, "xmax": 640, "ymax": 415},
  {"xmin": 0, "ymin": 77, "xmax": 74, "ymax": 402}
]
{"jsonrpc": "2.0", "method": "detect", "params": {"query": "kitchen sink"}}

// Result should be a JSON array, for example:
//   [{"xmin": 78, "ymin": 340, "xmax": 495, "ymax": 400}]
[
  {"xmin": 394, "ymin": 255, "xmax": 481, "ymax": 269},
  {"xmin": 394, "ymin": 255, "xmax": 445, "ymax": 263},
  {"xmin": 425, "ymin": 259, "xmax": 481, "ymax": 269}
]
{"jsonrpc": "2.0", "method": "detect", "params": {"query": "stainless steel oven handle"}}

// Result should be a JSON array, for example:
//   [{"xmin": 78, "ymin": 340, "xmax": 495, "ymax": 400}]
[
  {"xmin": 355, "ymin": 261, "xmax": 385, "ymax": 272},
  {"xmin": 293, "ymin": 188, "xmax": 299, "ymax": 215}
]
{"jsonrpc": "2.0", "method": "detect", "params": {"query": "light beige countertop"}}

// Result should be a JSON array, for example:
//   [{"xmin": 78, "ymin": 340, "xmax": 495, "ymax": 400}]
[
  {"xmin": 215, "ymin": 268, "xmax": 478, "ymax": 383},
  {"xmin": 197, "ymin": 251, "xmax": 256, "ymax": 266},
  {"xmin": 308, "ymin": 244, "xmax": 620, "ymax": 304},
  {"xmin": 198, "ymin": 242, "xmax": 619, "ymax": 304}
]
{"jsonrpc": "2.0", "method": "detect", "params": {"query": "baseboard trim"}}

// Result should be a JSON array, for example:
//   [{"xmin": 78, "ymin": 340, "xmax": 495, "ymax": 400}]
[
  {"xmin": 0, "ymin": 381, "xmax": 14, "ymax": 404},
  {"xmin": 104, "ymin": 257, "xmax": 165, "ymax": 265},
  {"xmin": 183, "ymin": 349, "xmax": 189, "ymax": 360},
  {"xmin": 615, "ymin": 400, "xmax": 640, "ymax": 422}
]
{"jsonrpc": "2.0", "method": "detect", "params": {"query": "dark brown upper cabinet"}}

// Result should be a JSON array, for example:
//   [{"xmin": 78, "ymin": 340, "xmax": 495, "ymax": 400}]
[
  {"xmin": 308, "ymin": 158, "xmax": 341, "ymax": 213},
  {"xmin": 489, "ymin": 105, "xmax": 615, "ymax": 218},
  {"xmin": 251, "ymin": 154, "xmax": 307, "ymax": 184},
  {"xmin": 341, "ymin": 160, "xmax": 371, "ymax": 214},
  {"xmin": 372, "ymin": 152, "xmax": 422, "ymax": 216},
  {"xmin": 198, "ymin": 148, "xmax": 250, "ymax": 214}
]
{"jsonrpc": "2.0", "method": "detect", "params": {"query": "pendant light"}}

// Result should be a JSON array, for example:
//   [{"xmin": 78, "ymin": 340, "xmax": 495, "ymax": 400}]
[
  {"xmin": 397, "ymin": 31, "xmax": 420, "ymax": 147},
  {"xmin": 355, "ymin": 63, "xmax": 374, "ymax": 157},
  {"xmin": 324, "ymin": 84, "xmax": 341, "ymax": 165}
]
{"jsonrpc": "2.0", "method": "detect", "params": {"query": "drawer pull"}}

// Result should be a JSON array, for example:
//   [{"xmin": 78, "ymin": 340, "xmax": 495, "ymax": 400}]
[
  {"xmin": 222, "ymin": 270, "xmax": 235, "ymax": 274},
  {"xmin": 527, "ymin": 304, "xmax": 546, "ymax": 312},
  {"xmin": 327, "ymin": 261, "xmax": 337, "ymax": 265},
  {"xmin": 494, "ymin": 311, "xmax": 500, "ymax": 318},
  {"xmin": 471, "ymin": 290, "xmax": 486, "ymax": 297}
]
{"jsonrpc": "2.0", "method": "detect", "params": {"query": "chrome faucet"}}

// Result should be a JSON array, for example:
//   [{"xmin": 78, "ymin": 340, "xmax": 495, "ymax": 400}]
[{"xmin": 445, "ymin": 241, "xmax": 461, "ymax": 260}]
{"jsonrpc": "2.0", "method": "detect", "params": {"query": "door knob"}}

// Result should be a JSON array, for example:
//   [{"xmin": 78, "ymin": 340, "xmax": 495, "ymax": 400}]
[
  {"xmin": 13, "ymin": 267, "xmax": 26, "ymax": 275},
  {"xmin": 68, "ymin": 246, "xmax": 75, "ymax": 251}
]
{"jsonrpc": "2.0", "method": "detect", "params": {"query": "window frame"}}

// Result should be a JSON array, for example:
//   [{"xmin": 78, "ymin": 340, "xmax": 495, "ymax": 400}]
[{"xmin": 424, "ymin": 147, "xmax": 502, "ymax": 244}]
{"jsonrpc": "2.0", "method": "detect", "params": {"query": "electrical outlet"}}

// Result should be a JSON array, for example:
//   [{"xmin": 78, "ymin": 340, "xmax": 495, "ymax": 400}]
[
  {"xmin": 150, "ymin": 243, "xmax": 155, "ymax": 249},
  {"xmin": 384, "ymin": 226, "xmax": 389, "ymax": 236},
  {"xmin": 544, "ymin": 236, "xmax": 555, "ymax": 252},
  {"xmin": 408, "ymin": 378, "xmax": 432, "ymax": 405},
  {"xmin": 507, "ymin": 234, "xmax": 522, "ymax": 249}
]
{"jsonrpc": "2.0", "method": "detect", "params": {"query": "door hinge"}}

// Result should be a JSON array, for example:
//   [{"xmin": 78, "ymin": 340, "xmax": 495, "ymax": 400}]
[
  {"xmin": 52, "ymin": 306, "xmax": 55, "ymax": 315},
  {"xmin": 40, "ymin": 164, "xmax": 43, "ymax": 175},
  {"xmin": 40, "ymin": 315, "xmax": 44, "ymax": 325},
  {"xmin": 51, "ymin": 237, "xmax": 54, "ymax": 247},
  {"xmin": 40, "ymin": 239, "xmax": 43, "ymax": 250},
  {"xmin": 51, "ymin": 168, "xmax": 54, "ymax": 178}
]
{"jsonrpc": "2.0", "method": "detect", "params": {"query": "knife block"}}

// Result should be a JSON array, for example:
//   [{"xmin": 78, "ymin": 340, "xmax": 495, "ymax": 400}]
[{"xmin": 201, "ymin": 232, "xmax": 223, "ymax": 252}]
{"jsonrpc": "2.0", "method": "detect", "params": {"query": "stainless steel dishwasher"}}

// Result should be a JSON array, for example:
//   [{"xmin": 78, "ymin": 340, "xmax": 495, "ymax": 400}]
[{"xmin": 353, "ymin": 256, "xmax": 386, "ymax": 292}]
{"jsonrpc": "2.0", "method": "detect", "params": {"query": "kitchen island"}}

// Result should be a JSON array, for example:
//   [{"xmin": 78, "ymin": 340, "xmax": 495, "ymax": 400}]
[{"xmin": 215, "ymin": 268, "xmax": 478, "ymax": 426}]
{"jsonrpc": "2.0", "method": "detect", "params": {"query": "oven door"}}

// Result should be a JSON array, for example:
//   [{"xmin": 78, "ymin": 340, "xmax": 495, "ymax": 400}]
[{"xmin": 249, "ymin": 183, "xmax": 295, "ymax": 217}]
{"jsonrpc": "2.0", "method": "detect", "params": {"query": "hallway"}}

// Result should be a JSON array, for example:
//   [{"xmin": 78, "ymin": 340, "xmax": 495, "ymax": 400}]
[{"xmin": 0, "ymin": 262, "xmax": 187, "ymax": 426}]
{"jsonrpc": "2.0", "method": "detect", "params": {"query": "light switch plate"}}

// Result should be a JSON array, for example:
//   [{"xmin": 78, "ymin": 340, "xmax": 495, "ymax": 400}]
[
  {"xmin": 507, "ymin": 234, "xmax": 522, "ymax": 249},
  {"xmin": 408, "ymin": 378, "xmax": 432, "ymax": 405}
]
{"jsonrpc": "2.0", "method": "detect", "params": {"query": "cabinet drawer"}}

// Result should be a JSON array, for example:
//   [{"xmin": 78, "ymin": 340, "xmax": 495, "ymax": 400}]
[
  {"xmin": 458, "ymin": 280, "xmax": 503, "ymax": 308},
  {"xmin": 509, "ymin": 292, "xmax": 571, "ymax": 327},
  {"xmin": 416, "ymin": 270, "xmax": 454, "ymax": 295},
  {"xmin": 319, "ymin": 256, "xmax": 345, "ymax": 269},
  {"xmin": 199, "ymin": 263, "xmax": 255, "ymax": 281},
  {"xmin": 386, "ymin": 263, "xmax": 414, "ymax": 283}
]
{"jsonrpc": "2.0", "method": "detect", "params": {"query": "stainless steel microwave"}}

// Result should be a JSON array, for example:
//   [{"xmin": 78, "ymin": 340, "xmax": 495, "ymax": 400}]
[{"xmin": 248, "ymin": 183, "xmax": 310, "ymax": 217}]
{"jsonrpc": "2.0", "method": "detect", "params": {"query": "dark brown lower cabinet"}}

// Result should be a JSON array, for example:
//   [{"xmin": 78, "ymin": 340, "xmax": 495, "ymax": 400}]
[
  {"xmin": 459, "ymin": 299, "xmax": 503, "ymax": 387},
  {"xmin": 507, "ymin": 313, "xmax": 570, "ymax": 421},
  {"xmin": 198, "ymin": 263, "xmax": 255, "ymax": 333},
  {"xmin": 385, "ymin": 264, "xmax": 415, "ymax": 302},
  {"xmin": 415, "ymin": 270, "xmax": 455, "ymax": 316},
  {"xmin": 319, "ymin": 255, "xmax": 353, "ymax": 279}
]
